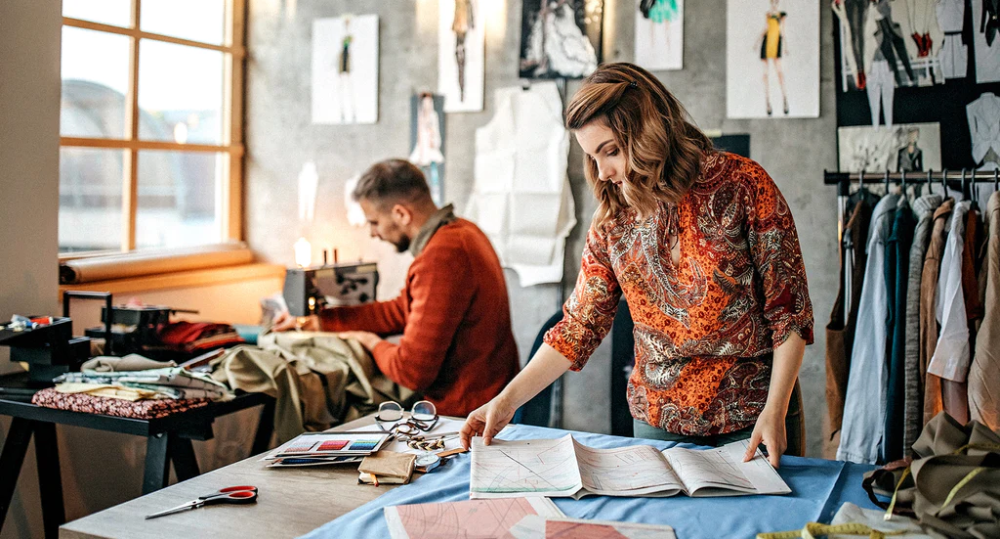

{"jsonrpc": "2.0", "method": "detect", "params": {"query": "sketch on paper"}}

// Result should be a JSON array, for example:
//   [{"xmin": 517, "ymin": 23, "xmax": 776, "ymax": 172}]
[
  {"xmin": 520, "ymin": 0, "xmax": 603, "ymax": 79},
  {"xmin": 727, "ymin": 0, "xmax": 819, "ymax": 118},
  {"xmin": 635, "ymin": 0, "xmax": 683, "ymax": 71},
  {"xmin": 837, "ymin": 123, "xmax": 941, "ymax": 173},
  {"xmin": 312, "ymin": 15, "xmax": 379, "ymax": 124},
  {"xmin": 833, "ymin": 0, "xmax": 946, "ymax": 91},
  {"xmin": 410, "ymin": 93, "xmax": 446, "ymax": 206},
  {"xmin": 471, "ymin": 437, "xmax": 582, "ymax": 497},
  {"xmin": 439, "ymin": 0, "xmax": 485, "ymax": 112},
  {"xmin": 972, "ymin": 0, "xmax": 1000, "ymax": 84}
]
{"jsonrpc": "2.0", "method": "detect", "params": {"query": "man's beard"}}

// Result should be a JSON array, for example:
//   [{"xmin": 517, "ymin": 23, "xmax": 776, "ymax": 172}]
[{"xmin": 394, "ymin": 236, "xmax": 410, "ymax": 253}]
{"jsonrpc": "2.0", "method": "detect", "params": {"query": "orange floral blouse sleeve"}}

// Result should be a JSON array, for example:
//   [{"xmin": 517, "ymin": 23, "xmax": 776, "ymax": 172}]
[
  {"xmin": 744, "ymin": 171, "xmax": 815, "ymax": 348},
  {"xmin": 543, "ymin": 223, "xmax": 622, "ymax": 371}
]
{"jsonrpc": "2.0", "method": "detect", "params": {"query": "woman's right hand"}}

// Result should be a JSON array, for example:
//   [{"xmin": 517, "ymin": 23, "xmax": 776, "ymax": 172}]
[{"xmin": 460, "ymin": 394, "xmax": 517, "ymax": 450}]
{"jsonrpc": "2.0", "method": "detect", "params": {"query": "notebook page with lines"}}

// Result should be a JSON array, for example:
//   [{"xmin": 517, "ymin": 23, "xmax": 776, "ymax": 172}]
[
  {"xmin": 470, "ymin": 435, "xmax": 583, "ymax": 499},
  {"xmin": 572, "ymin": 440, "xmax": 684, "ymax": 497},
  {"xmin": 661, "ymin": 439, "xmax": 790, "ymax": 497}
]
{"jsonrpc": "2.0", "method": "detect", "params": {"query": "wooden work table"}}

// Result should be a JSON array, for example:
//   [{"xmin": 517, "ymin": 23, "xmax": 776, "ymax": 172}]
[{"xmin": 59, "ymin": 415, "xmax": 409, "ymax": 539}]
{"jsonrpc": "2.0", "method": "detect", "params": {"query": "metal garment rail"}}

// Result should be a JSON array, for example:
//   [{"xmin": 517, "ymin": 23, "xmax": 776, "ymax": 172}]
[{"xmin": 825, "ymin": 168, "xmax": 1000, "ymax": 318}]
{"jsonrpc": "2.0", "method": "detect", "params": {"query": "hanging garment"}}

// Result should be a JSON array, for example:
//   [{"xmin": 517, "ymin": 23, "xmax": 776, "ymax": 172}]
[
  {"xmin": 970, "ymin": 191, "xmax": 1000, "ymax": 429},
  {"xmin": 884, "ymin": 198, "xmax": 916, "ymax": 463},
  {"xmin": 967, "ymin": 92, "xmax": 1000, "ymax": 170},
  {"xmin": 921, "ymin": 199, "xmax": 955, "ymax": 426},
  {"xmin": 826, "ymin": 199, "xmax": 876, "ymax": 458},
  {"xmin": 928, "ymin": 201, "xmax": 973, "ymax": 426},
  {"xmin": 867, "ymin": 60, "xmax": 895, "ymax": 126},
  {"xmin": 838, "ymin": 194, "xmax": 899, "ymax": 465},
  {"xmin": 972, "ymin": 0, "xmax": 1000, "ymax": 83},
  {"xmin": 903, "ymin": 193, "xmax": 943, "ymax": 457},
  {"xmin": 464, "ymin": 82, "xmax": 576, "ymax": 287}
]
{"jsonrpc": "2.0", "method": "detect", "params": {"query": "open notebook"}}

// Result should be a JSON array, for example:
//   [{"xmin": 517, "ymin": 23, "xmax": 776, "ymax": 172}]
[{"xmin": 470, "ymin": 435, "xmax": 790, "ymax": 499}]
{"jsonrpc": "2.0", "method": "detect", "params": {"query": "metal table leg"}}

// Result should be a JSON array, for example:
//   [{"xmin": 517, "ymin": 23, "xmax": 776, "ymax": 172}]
[
  {"xmin": 0, "ymin": 418, "xmax": 33, "ymax": 534},
  {"xmin": 33, "ymin": 421, "xmax": 65, "ymax": 539},
  {"xmin": 142, "ymin": 432, "xmax": 171, "ymax": 495}
]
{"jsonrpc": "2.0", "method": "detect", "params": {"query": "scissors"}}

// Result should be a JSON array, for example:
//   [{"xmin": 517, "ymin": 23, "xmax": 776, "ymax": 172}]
[{"xmin": 145, "ymin": 485, "xmax": 259, "ymax": 520}]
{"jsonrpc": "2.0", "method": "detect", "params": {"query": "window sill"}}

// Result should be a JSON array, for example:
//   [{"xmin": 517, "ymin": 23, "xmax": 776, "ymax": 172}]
[{"xmin": 58, "ymin": 263, "xmax": 286, "ymax": 299}]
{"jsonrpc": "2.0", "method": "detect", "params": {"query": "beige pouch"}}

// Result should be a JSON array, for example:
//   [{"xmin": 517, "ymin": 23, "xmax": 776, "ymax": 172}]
[{"xmin": 358, "ymin": 451, "xmax": 416, "ymax": 485}]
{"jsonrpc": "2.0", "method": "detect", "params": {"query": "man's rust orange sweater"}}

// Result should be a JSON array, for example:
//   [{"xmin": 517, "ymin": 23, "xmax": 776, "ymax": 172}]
[{"xmin": 320, "ymin": 218, "xmax": 519, "ymax": 416}]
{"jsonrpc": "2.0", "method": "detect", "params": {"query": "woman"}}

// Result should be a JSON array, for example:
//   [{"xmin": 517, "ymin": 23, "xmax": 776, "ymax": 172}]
[
  {"xmin": 460, "ymin": 63, "xmax": 813, "ymax": 468},
  {"xmin": 758, "ymin": 0, "xmax": 788, "ymax": 115}
]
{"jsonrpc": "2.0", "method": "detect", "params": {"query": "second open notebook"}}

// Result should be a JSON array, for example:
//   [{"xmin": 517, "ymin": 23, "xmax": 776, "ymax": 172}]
[{"xmin": 470, "ymin": 435, "xmax": 790, "ymax": 499}]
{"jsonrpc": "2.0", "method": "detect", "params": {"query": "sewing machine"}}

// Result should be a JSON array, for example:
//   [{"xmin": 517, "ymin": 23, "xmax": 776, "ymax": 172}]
[{"xmin": 282, "ymin": 262, "xmax": 379, "ymax": 317}]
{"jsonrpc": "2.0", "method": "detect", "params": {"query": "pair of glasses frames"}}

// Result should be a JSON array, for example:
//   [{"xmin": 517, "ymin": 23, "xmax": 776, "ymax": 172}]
[{"xmin": 374, "ymin": 401, "xmax": 439, "ymax": 439}]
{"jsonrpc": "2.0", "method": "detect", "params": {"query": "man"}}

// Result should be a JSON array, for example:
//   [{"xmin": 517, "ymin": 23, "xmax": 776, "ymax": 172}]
[{"xmin": 276, "ymin": 159, "xmax": 519, "ymax": 417}]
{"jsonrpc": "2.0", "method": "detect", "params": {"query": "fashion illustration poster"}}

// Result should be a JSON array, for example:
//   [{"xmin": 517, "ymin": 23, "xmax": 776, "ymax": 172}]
[
  {"xmin": 410, "ymin": 93, "xmax": 446, "ymax": 206},
  {"xmin": 439, "ymin": 0, "xmax": 485, "ymax": 112},
  {"xmin": 520, "ymin": 0, "xmax": 603, "ymax": 79},
  {"xmin": 635, "ymin": 0, "xmax": 684, "ymax": 70},
  {"xmin": 312, "ymin": 15, "xmax": 379, "ymax": 124},
  {"xmin": 726, "ymin": 0, "xmax": 819, "ymax": 118},
  {"xmin": 838, "ymin": 122, "xmax": 941, "ymax": 173},
  {"xmin": 833, "ymin": 0, "xmax": 946, "ymax": 91}
]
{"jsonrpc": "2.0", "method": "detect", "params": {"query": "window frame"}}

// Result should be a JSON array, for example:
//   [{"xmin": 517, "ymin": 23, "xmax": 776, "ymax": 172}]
[{"xmin": 59, "ymin": 0, "xmax": 246, "ymax": 258}]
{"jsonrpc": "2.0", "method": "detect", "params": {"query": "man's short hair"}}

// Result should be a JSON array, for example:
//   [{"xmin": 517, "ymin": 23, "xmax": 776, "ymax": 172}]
[{"xmin": 353, "ymin": 159, "xmax": 431, "ymax": 208}]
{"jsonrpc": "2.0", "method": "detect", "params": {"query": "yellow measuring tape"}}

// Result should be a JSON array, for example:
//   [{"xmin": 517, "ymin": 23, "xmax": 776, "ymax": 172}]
[
  {"xmin": 757, "ymin": 522, "xmax": 907, "ymax": 539},
  {"xmin": 884, "ymin": 442, "xmax": 1000, "ymax": 520}
]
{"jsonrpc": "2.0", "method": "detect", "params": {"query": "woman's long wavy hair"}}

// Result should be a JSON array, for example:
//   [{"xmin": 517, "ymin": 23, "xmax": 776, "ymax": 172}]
[{"xmin": 565, "ymin": 63, "xmax": 713, "ymax": 227}]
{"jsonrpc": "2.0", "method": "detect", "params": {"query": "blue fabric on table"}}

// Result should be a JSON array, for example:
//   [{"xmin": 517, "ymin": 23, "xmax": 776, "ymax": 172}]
[{"xmin": 298, "ymin": 424, "xmax": 879, "ymax": 539}]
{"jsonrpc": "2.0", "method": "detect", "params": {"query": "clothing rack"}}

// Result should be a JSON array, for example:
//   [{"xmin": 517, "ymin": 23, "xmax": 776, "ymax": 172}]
[{"xmin": 826, "ymin": 168, "xmax": 1000, "ymax": 320}]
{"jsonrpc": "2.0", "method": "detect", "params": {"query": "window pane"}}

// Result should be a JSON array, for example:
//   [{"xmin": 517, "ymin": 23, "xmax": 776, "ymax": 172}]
[
  {"xmin": 138, "ymin": 40, "xmax": 224, "ymax": 145},
  {"xmin": 140, "ymin": 0, "xmax": 225, "ymax": 46},
  {"xmin": 136, "ymin": 151, "xmax": 223, "ymax": 250},
  {"xmin": 59, "ymin": 148, "xmax": 125, "ymax": 254},
  {"xmin": 61, "ymin": 27, "xmax": 130, "ymax": 139},
  {"xmin": 63, "ymin": 0, "xmax": 132, "ymax": 28}
]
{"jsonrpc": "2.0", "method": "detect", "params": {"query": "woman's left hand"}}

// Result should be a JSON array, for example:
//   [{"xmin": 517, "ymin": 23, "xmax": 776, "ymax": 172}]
[{"xmin": 743, "ymin": 406, "xmax": 786, "ymax": 468}]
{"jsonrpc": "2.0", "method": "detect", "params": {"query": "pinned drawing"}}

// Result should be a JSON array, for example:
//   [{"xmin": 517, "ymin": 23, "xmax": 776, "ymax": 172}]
[
  {"xmin": 439, "ymin": 0, "xmax": 485, "ymax": 112},
  {"xmin": 635, "ymin": 0, "xmax": 684, "ymax": 71},
  {"xmin": 727, "ymin": 0, "xmax": 819, "ymax": 118},
  {"xmin": 837, "ymin": 123, "xmax": 941, "ymax": 173},
  {"xmin": 312, "ymin": 14, "xmax": 379, "ymax": 124},
  {"xmin": 519, "ymin": 0, "xmax": 603, "ymax": 79},
  {"xmin": 409, "ymin": 93, "xmax": 446, "ymax": 205}
]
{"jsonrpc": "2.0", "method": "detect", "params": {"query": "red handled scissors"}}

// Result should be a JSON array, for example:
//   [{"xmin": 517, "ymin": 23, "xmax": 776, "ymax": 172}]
[{"xmin": 145, "ymin": 485, "xmax": 258, "ymax": 520}]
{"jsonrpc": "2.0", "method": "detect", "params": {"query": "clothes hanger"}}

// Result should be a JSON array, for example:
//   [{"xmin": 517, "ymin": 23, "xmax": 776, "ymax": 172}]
[
  {"xmin": 884, "ymin": 169, "xmax": 891, "ymax": 196},
  {"xmin": 994, "ymin": 169, "xmax": 999, "ymax": 192},
  {"xmin": 859, "ymin": 169, "xmax": 865, "ymax": 193},
  {"xmin": 941, "ymin": 169, "xmax": 948, "ymax": 198},
  {"xmin": 961, "ymin": 168, "xmax": 969, "ymax": 202},
  {"xmin": 900, "ymin": 169, "xmax": 906, "ymax": 196},
  {"xmin": 926, "ymin": 169, "xmax": 934, "ymax": 195}
]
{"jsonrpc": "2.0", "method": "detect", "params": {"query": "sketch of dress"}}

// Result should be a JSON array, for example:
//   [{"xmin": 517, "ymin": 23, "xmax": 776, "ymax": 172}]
[
  {"xmin": 452, "ymin": 0, "xmax": 474, "ymax": 101},
  {"xmin": 410, "ymin": 96, "xmax": 445, "ymax": 205},
  {"xmin": 522, "ymin": 0, "xmax": 598, "ymax": 78},
  {"xmin": 336, "ymin": 20, "xmax": 355, "ymax": 123},
  {"xmin": 937, "ymin": 0, "xmax": 967, "ymax": 79},
  {"xmin": 973, "ymin": 0, "xmax": 1000, "ymax": 83},
  {"xmin": 968, "ymin": 92, "xmax": 1000, "ymax": 171}
]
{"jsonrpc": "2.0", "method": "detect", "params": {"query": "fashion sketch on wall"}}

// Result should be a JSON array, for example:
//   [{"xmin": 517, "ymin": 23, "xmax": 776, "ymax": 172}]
[
  {"xmin": 837, "ymin": 123, "xmax": 941, "ymax": 174},
  {"xmin": 439, "ymin": 0, "xmax": 485, "ymax": 112},
  {"xmin": 972, "ymin": 0, "xmax": 1000, "ymax": 83},
  {"xmin": 726, "ymin": 0, "xmax": 819, "ymax": 118},
  {"xmin": 312, "ymin": 14, "xmax": 379, "ymax": 125},
  {"xmin": 833, "ymin": 0, "xmax": 947, "ymax": 92},
  {"xmin": 520, "ymin": 0, "xmax": 603, "ymax": 79},
  {"xmin": 410, "ymin": 93, "xmax": 446, "ymax": 206},
  {"xmin": 635, "ymin": 0, "xmax": 683, "ymax": 70}
]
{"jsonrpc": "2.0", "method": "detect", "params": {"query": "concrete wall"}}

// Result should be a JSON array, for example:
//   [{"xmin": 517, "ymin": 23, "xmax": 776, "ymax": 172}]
[
  {"xmin": 245, "ymin": 0, "xmax": 838, "ymax": 456},
  {"xmin": 0, "ymin": 1, "xmax": 63, "ymax": 536}
]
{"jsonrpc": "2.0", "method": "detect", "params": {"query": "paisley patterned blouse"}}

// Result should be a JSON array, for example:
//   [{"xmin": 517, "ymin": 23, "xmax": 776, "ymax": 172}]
[{"xmin": 544, "ymin": 152, "xmax": 814, "ymax": 436}]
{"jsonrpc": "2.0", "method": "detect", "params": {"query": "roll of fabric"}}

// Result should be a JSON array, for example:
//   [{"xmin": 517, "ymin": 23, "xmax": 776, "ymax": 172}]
[{"xmin": 59, "ymin": 242, "xmax": 252, "ymax": 284}]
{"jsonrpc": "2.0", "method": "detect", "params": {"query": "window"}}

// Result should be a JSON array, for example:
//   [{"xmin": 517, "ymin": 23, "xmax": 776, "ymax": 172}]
[{"xmin": 59, "ymin": 0, "xmax": 245, "ymax": 255}]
